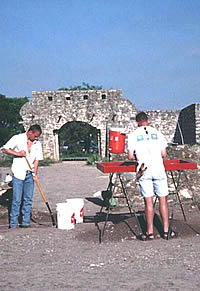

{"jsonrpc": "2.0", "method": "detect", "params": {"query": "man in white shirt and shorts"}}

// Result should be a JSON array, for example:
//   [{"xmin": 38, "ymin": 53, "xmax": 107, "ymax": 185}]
[
  {"xmin": 2, "ymin": 124, "xmax": 43, "ymax": 229},
  {"xmin": 128, "ymin": 112, "xmax": 177, "ymax": 240}
]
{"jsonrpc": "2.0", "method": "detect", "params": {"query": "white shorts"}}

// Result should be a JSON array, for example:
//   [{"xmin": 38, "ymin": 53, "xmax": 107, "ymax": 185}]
[{"xmin": 139, "ymin": 176, "xmax": 168, "ymax": 198}]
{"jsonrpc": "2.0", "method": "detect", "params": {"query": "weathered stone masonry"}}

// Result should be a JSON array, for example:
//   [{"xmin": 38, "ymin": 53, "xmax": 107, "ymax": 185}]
[
  {"xmin": 20, "ymin": 89, "xmax": 136, "ymax": 159},
  {"xmin": 20, "ymin": 89, "xmax": 200, "ymax": 160}
]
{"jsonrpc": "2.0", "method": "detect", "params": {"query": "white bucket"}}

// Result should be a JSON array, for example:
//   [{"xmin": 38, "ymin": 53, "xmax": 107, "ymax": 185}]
[
  {"xmin": 56, "ymin": 203, "xmax": 75, "ymax": 230},
  {"xmin": 66, "ymin": 198, "xmax": 84, "ymax": 223}
]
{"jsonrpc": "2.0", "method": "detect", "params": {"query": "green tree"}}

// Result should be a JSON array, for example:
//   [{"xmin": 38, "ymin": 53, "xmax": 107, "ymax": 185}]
[
  {"xmin": 58, "ymin": 82, "xmax": 103, "ymax": 91},
  {"xmin": 59, "ymin": 121, "xmax": 98, "ymax": 155},
  {"xmin": 0, "ymin": 94, "xmax": 28, "ymax": 146}
]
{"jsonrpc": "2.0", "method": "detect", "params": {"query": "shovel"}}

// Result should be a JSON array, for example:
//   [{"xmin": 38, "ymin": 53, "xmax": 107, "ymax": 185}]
[
  {"xmin": 25, "ymin": 157, "xmax": 56, "ymax": 226},
  {"xmin": 136, "ymin": 163, "xmax": 147, "ymax": 180}
]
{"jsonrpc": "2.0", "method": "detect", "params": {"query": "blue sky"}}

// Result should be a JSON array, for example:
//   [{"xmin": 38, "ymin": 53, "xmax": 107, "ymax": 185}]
[{"xmin": 0, "ymin": 0, "xmax": 199, "ymax": 110}]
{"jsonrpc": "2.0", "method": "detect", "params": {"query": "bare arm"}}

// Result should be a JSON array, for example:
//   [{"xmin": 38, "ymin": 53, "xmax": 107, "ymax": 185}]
[
  {"xmin": 1, "ymin": 148, "xmax": 26, "ymax": 157},
  {"xmin": 128, "ymin": 149, "xmax": 136, "ymax": 160},
  {"xmin": 161, "ymin": 148, "xmax": 167, "ymax": 159},
  {"xmin": 33, "ymin": 160, "xmax": 40, "ymax": 175},
  {"xmin": 33, "ymin": 160, "xmax": 40, "ymax": 182}
]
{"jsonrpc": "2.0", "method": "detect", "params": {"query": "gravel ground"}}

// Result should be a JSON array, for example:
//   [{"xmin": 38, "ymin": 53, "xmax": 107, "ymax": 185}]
[{"xmin": 0, "ymin": 161, "xmax": 200, "ymax": 290}]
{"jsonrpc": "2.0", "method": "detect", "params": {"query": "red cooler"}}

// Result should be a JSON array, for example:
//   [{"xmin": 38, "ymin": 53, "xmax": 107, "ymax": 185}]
[{"xmin": 109, "ymin": 128, "xmax": 126, "ymax": 153}]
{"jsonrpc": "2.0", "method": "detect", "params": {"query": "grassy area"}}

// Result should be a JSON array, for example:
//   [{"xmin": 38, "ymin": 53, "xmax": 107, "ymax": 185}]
[
  {"xmin": 0, "ymin": 153, "xmax": 108, "ymax": 168},
  {"xmin": 60, "ymin": 152, "xmax": 92, "ymax": 159},
  {"xmin": 0, "ymin": 155, "xmax": 58, "ymax": 168},
  {"xmin": 0, "ymin": 155, "xmax": 13, "ymax": 167},
  {"xmin": 39, "ymin": 158, "xmax": 59, "ymax": 167}
]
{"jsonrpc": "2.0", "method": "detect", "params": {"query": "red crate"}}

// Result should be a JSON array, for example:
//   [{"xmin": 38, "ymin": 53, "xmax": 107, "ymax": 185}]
[
  {"xmin": 163, "ymin": 159, "xmax": 197, "ymax": 171},
  {"xmin": 97, "ymin": 159, "xmax": 197, "ymax": 174},
  {"xmin": 97, "ymin": 161, "xmax": 137, "ymax": 173}
]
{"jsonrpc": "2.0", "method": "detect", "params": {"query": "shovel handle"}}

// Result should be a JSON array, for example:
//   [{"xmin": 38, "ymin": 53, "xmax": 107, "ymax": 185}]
[
  {"xmin": 35, "ymin": 179, "xmax": 56, "ymax": 226},
  {"xmin": 25, "ymin": 157, "xmax": 56, "ymax": 226},
  {"xmin": 25, "ymin": 157, "xmax": 32, "ymax": 171},
  {"xmin": 25, "ymin": 157, "xmax": 47, "ymax": 203},
  {"xmin": 34, "ymin": 179, "xmax": 48, "ymax": 203}
]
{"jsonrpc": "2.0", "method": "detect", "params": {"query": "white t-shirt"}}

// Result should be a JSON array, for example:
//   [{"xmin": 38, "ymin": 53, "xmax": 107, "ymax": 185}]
[
  {"xmin": 128, "ymin": 126, "xmax": 167, "ymax": 178},
  {"xmin": 3, "ymin": 132, "xmax": 43, "ymax": 180}
]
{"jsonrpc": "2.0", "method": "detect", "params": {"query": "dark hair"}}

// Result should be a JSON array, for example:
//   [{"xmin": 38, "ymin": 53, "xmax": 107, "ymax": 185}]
[
  {"xmin": 28, "ymin": 124, "xmax": 42, "ymax": 134},
  {"xmin": 136, "ymin": 112, "xmax": 148, "ymax": 122}
]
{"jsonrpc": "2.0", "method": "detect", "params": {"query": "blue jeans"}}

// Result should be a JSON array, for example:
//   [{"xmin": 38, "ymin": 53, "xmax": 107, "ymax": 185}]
[{"xmin": 10, "ymin": 172, "xmax": 34, "ymax": 228}]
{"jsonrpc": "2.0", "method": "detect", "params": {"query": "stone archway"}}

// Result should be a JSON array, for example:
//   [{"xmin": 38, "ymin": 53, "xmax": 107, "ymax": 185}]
[{"xmin": 20, "ymin": 89, "xmax": 137, "ymax": 160}]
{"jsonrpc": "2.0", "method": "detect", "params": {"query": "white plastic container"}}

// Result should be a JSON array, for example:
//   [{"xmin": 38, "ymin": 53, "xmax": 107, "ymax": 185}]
[
  {"xmin": 66, "ymin": 198, "xmax": 84, "ymax": 223},
  {"xmin": 56, "ymin": 203, "xmax": 75, "ymax": 230},
  {"xmin": 5, "ymin": 173, "xmax": 12, "ymax": 183}
]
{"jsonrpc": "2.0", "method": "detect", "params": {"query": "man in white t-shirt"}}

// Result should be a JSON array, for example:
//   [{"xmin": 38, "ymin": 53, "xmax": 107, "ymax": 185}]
[
  {"xmin": 1, "ymin": 124, "xmax": 43, "ymax": 228},
  {"xmin": 128, "ymin": 112, "xmax": 177, "ymax": 240}
]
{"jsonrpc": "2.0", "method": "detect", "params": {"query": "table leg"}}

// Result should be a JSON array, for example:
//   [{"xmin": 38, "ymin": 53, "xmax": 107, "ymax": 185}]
[
  {"xmin": 170, "ymin": 170, "xmax": 187, "ymax": 221},
  {"xmin": 118, "ymin": 174, "xmax": 143, "ymax": 237},
  {"xmin": 99, "ymin": 172, "xmax": 143, "ymax": 242}
]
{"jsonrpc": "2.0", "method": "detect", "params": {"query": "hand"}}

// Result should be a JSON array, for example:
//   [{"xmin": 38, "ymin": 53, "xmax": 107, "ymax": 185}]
[
  {"xmin": 33, "ymin": 175, "xmax": 39, "ymax": 182},
  {"xmin": 18, "ymin": 150, "xmax": 26, "ymax": 157}
]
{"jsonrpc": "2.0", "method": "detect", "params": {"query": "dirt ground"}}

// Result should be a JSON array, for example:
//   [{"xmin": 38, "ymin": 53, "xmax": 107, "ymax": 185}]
[{"xmin": 0, "ymin": 161, "xmax": 200, "ymax": 290}]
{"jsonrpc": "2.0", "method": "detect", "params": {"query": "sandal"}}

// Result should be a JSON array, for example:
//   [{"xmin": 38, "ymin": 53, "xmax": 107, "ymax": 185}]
[
  {"xmin": 141, "ymin": 233, "xmax": 154, "ymax": 241},
  {"xmin": 163, "ymin": 230, "xmax": 178, "ymax": 240}
]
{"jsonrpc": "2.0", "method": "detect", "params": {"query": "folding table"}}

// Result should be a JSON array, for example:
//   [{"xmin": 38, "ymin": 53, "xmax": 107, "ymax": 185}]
[
  {"xmin": 161, "ymin": 159, "xmax": 198, "ymax": 235},
  {"xmin": 97, "ymin": 161, "xmax": 140, "ymax": 241},
  {"xmin": 97, "ymin": 159, "xmax": 198, "ymax": 241}
]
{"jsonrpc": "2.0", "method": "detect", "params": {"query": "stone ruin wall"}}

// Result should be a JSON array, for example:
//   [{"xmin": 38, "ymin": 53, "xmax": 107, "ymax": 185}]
[
  {"xmin": 19, "ymin": 89, "xmax": 200, "ymax": 204},
  {"xmin": 20, "ymin": 89, "xmax": 200, "ymax": 160}
]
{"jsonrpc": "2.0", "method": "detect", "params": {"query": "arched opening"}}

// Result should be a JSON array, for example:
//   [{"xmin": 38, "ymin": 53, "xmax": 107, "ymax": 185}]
[{"xmin": 58, "ymin": 121, "xmax": 100, "ymax": 160}]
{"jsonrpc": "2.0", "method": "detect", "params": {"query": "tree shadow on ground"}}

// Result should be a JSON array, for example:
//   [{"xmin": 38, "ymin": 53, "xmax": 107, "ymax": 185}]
[
  {"xmin": 83, "ymin": 197, "xmax": 200, "ymax": 243},
  {"xmin": 0, "ymin": 187, "xmax": 12, "ymax": 211}
]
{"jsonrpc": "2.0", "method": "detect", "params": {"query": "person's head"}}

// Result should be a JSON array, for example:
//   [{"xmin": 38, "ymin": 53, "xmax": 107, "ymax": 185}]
[
  {"xmin": 135, "ymin": 112, "xmax": 149, "ymax": 127},
  {"xmin": 27, "ymin": 124, "xmax": 42, "ymax": 142}
]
